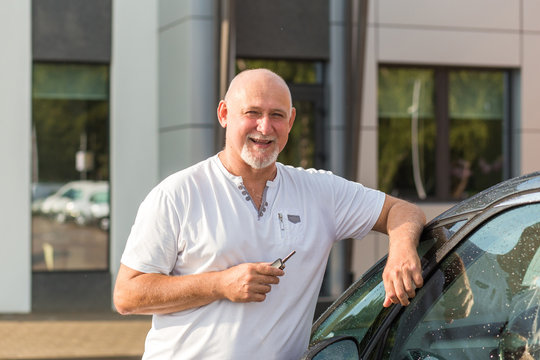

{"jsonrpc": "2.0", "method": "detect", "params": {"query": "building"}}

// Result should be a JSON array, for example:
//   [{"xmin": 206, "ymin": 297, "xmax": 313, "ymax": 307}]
[{"xmin": 1, "ymin": 0, "xmax": 539, "ymax": 313}]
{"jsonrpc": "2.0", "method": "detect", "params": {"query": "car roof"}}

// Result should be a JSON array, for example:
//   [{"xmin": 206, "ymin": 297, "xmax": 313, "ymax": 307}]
[{"xmin": 428, "ymin": 171, "xmax": 540, "ymax": 226}]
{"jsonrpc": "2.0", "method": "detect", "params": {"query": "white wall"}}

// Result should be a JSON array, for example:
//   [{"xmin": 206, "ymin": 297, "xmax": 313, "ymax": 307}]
[
  {"xmin": 0, "ymin": 0, "xmax": 31, "ymax": 312},
  {"xmin": 158, "ymin": 0, "xmax": 218, "ymax": 179},
  {"xmin": 110, "ymin": 0, "xmax": 159, "ymax": 295}
]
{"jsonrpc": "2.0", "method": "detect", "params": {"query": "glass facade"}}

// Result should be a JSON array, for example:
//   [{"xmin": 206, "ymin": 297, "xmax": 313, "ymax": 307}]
[
  {"xmin": 378, "ymin": 66, "xmax": 507, "ymax": 201},
  {"xmin": 31, "ymin": 63, "xmax": 110, "ymax": 271}
]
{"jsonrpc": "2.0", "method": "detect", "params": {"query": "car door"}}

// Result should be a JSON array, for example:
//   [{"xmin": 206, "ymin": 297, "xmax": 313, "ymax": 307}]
[{"xmin": 374, "ymin": 201, "xmax": 540, "ymax": 360}]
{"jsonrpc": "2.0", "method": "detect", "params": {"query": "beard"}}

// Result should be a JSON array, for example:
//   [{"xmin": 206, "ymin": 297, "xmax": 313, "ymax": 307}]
[{"xmin": 240, "ymin": 135, "xmax": 279, "ymax": 169}]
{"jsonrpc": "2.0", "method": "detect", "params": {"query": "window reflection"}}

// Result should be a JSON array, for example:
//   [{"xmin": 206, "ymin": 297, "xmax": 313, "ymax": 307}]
[
  {"xmin": 378, "ymin": 66, "xmax": 508, "ymax": 201},
  {"xmin": 31, "ymin": 63, "xmax": 109, "ymax": 271},
  {"xmin": 378, "ymin": 68, "xmax": 436, "ymax": 199},
  {"xmin": 449, "ymin": 70, "xmax": 504, "ymax": 199}
]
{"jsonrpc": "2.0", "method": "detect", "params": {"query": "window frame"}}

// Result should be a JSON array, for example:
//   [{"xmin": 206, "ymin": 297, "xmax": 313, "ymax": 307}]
[{"xmin": 378, "ymin": 64, "xmax": 515, "ymax": 201}]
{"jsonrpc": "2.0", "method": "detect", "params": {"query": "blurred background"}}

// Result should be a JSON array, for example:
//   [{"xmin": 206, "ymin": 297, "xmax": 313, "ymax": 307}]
[{"xmin": 1, "ymin": 0, "xmax": 539, "ymax": 322}]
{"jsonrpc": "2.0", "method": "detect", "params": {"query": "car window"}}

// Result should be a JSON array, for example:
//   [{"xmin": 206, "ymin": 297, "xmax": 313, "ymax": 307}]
[
  {"xmin": 62, "ymin": 188, "xmax": 83, "ymax": 200},
  {"xmin": 381, "ymin": 203, "xmax": 540, "ymax": 360},
  {"xmin": 310, "ymin": 238, "xmax": 438, "ymax": 349},
  {"xmin": 90, "ymin": 191, "xmax": 108, "ymax": 203}
]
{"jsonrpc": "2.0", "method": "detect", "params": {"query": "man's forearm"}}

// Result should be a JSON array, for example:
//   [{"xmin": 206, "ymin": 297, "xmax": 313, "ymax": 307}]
[
  {"xmin": 114, "ymin": 267, "xmax": 224, "ymax": 315},
  {"xmin": 114, "ymin": 262, "xmax": 284, "ymax": 315},
  {"xmin": 386, "ymin": 200, "xmax": 425, "ymax": 251}
]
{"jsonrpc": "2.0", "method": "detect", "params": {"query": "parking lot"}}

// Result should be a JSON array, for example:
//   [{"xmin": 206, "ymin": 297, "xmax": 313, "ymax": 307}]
[{"xmin": 32, "ymin": 215, "xmax": 108, "ymax": 271}]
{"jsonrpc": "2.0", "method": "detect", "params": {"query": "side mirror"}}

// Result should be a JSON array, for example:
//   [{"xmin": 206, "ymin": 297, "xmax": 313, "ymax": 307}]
[{"xmin": 301, "ymin": 336, "xmax": 360, "ymax": 360}]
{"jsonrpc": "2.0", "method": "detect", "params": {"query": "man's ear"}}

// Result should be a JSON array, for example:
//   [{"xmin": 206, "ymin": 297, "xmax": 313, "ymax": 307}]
[
  {"xmin": 217, "ymin": 100, "xmax": 228, "ymax": 128},
  {"xmin": 288, "ymin": 107, "xmax": 296, "ymax": 132}
]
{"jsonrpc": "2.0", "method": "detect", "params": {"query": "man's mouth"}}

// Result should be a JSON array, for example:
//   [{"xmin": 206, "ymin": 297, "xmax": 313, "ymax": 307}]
[{"xmin": 248, "ymin": 136, "xmax": 274, "ymax": 145}]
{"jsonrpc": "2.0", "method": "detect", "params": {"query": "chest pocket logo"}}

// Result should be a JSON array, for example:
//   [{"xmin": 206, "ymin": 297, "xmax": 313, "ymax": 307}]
[
  {"xmin": 287, "ymin": 214, "xmax": 301, "ymax": 224},
  {"xmin": 277, "ymin": 211, "xmax": 304, "ymax": 244}
]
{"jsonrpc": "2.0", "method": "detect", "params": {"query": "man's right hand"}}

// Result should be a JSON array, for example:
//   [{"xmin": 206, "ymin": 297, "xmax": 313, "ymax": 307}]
[{"xmin": 220, "ymin": 263, "xmax": 284, "ymax": 303}]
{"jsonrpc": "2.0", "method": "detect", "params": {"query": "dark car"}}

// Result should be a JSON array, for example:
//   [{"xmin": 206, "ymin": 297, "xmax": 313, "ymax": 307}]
[{"xmin": 303, "ymin": 172, "xmax": 540, "ymax": 360}]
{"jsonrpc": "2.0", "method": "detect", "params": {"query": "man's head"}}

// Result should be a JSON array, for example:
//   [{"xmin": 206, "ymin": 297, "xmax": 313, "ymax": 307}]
[{"xmin": 217, "ymin": 69, "xmax": 296, "ymax": 170}]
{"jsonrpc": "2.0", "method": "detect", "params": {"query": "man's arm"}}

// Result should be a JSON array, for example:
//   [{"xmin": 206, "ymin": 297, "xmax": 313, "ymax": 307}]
[
  {"xmin": 113, "ymin": 263, "xmax": 284, "ymax": 315},
  {"xmin": 372, "ymin": 194, "xmax": 426, "ymax": 307}
]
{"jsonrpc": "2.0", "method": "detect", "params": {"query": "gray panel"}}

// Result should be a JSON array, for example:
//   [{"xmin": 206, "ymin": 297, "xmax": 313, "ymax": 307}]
[
  {"xmin": 32, "ymin": 0, "xmax": 111, "ymax": 62},
  {"xmin": 236, "ymin": 0, "xmax": 329, "ymax": 60},
  {"xmin": 32, "ymin": 272, "xmax": 111, "ymax": 311}
]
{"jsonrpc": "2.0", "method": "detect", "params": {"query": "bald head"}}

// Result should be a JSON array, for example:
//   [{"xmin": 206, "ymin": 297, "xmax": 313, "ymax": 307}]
[{"xmin": 224, "ymin": 69, "xmax": 292, "ymax": 109}]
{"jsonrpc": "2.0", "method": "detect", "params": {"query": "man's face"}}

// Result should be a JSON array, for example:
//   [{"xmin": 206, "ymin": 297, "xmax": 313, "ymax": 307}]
[{"xmin": 219, "ymin": 73, "xmax": 296, "ymax": 170}]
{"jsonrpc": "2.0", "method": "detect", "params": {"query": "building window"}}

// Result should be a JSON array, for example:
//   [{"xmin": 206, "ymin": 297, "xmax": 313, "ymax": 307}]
[
  {"xmin": 378, "ymin": 66, "xmax": 510, "ymax": 201},
  {"xmin": 31, "ymin": 63, "xmax": 110, "ymax": 271}
]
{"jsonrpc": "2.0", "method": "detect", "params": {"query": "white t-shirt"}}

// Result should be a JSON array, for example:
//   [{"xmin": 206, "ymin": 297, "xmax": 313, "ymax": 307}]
[{"xmin": 121, "ymin": 155, "xmax": 385, "ymax": 359}]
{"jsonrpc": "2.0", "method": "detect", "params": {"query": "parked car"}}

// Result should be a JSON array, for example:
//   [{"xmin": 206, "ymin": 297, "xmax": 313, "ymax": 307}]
[
  {"xmin": 39, "ymin": 181, "xmax": 97, "ymax": 219},
  {"xmin": 64, "ymin": 181, "xmax": 109, "ymax": 228},
  {"xmin": 303, "ymin": 172, "xmax": 540, "ymax": 360}
]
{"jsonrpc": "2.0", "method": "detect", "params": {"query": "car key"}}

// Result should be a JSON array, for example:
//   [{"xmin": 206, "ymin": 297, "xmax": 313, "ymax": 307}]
[{"xmin": 270, "ymin": 250, "xmax": 296, "ymax": 270}]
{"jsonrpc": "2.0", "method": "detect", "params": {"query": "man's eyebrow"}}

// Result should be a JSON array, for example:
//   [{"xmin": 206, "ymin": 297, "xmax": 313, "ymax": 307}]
[{"xmin": 242, "ymin": 106, "xmax": 287, "ymax": 114}]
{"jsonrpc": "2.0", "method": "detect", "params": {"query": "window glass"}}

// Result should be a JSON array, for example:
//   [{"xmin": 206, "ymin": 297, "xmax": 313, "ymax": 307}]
[
  {"xmin": 382, "ymin": 203, "xmax": 540, "ymax": 360},
  {"xmin": 378, "ymin": 66, "xmax": 509, "ymax": 201},
  {"xmin": 31, "ymin": 63, "xmax": 110, "ymax": 271},
  {"xmin": 449, "ymin": 70, "xmax": 504, "ymax": 199},
  {"xmin": 236, "ymin": 59, "xmax": 322, "ymax": 84},
  {"xmin": 310, "ymin": 238, "xmax": 437, "ymax": 348},
  {"xmin": 378, "ymin": 68, "xmax": 436, "ymax": 199}
]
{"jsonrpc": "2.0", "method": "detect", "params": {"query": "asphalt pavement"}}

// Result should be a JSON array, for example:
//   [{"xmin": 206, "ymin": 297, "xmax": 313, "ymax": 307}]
[{"xmin": 0, "ymin": 312, "xmax": 151, "ymax": 360}]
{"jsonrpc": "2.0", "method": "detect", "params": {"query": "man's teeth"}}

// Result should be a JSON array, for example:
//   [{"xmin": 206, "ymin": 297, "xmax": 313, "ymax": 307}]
[{"xmin": 251, "ymin": 138, "xmax": 271, "ymax": 144}]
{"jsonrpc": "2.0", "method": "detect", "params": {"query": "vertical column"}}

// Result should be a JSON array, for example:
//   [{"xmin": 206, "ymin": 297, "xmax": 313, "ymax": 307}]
[
  {"xmin": 110, "ymin": 0, "xmax": 159, "ymax": 299},
  {"xmin": 158, "ymin": 0, "xmax": 217, "ymax": 179},
  {"xmin": 326, "ymin": 0, "xmax": 349, "ymax": 297},
  {"xmin": 0, "ymin": 0, "xmax": 32, "ymax": 312}
]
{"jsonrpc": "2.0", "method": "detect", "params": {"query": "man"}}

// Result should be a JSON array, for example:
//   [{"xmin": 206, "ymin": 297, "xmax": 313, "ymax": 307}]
[{"xmin": 114, "ymin": 68, "xmax": 426, "ymax": 359}]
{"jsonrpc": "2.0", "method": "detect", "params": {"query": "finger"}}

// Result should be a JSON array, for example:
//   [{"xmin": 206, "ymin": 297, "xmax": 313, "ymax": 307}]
[
  {"xmin": 402, "ymin": 274, "xmax": 417, "ymax": 299},
  {"xmin": 393, "ymin": 279, "xmax": 410, "ymax": 306},
  {"xmin": 259, "ymin": 263, "xmax": 285, "ymax": 276},
  {"xmin": 412, "ymin": 269, "xmax": 424, "ymax": 289},
  {"xmin": 382, "ymin": 274, "xmax": 399, "ymax": 307},
  {"xmin": 383, "ymin": 296, "xmax": 394, "ymax": 308},
  {"xmin": 260, "ymin": 275, "xmax": 280, "ymax": 285},
  {"xmin": 252, "ymin": 283, "xmax": 272, "ymax": 295}
]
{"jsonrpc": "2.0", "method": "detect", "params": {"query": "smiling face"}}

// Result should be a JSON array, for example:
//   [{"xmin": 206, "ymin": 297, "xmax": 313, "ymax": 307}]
[{"xmin": 218, "ymin": 69, "xmax": 296, "ymax": 172}]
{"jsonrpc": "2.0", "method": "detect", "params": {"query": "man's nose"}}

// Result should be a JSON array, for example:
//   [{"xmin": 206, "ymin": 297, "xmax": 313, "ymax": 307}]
[{"xmin": 256, "ymin": 115, "xmax": 271, "ymax": 134}]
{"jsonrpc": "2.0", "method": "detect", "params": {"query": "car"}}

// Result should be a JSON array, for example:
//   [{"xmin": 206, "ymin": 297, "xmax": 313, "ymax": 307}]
[
  {"xmin": 302, "ymin": 171, "xmax": 540, "ymax": 360},
  {"xmin": 64, "ymin": 181, "xmax": 109, "ymax": 227},
  {"xmin": 39, "ymin": 180, "xmax": 97, "ymax": 219}
]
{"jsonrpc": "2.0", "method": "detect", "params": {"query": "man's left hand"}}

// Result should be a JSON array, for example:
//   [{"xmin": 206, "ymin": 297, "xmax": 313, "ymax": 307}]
[{"xmin": 382, "ymin": 243, "xmax": 423, "ymax": 307}]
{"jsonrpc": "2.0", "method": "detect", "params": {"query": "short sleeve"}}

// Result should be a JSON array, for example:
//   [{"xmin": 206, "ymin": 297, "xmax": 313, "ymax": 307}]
[
  {"xmin": 120, "ymin": 187, "xmax": 181, "ymax": 275},
  {"xmin": 332, "ymin": 176, "xmax": 386, "ymax": 241}
]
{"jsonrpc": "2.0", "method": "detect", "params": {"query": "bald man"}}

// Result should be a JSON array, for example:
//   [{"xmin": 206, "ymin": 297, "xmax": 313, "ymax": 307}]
[{"xmin": 114, "ymin": 69, "xmax": 425, "ymax": 359}]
